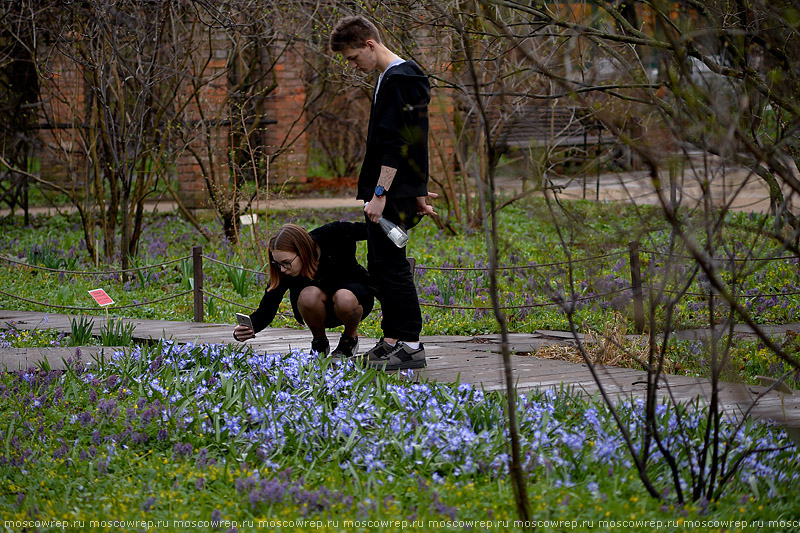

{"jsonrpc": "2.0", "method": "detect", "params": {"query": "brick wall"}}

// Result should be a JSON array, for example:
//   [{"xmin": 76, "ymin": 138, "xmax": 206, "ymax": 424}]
[
  {"xmin": 174, "ymin": 28, "xmax": 231, "ymax": 210},
  {"xmin": 177, "ymin": 36, "xmax": 310, "ymax": 209},
  {"xmin": 261, "ymin": 40, "xmax": 309, "ymax": 185},
  {"xmin": 34, "ymin": 27, "xmax": 459, "ymax": 209},
  {"xmin": 36, "ymin": 49, "xmax": 86, "ymax": 187}
]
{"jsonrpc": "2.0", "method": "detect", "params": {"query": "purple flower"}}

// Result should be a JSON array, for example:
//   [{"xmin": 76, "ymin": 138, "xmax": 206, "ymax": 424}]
[
  {"xmin": 77, "ymin": 411, "xmax": 95, "ymax": 426},
  {"xmin": 97, "ymin": 398, "xmax": 118, "ymax": 419},
  {"xmin": 141, "ymin": 496, "xmax": 156, "ymax": 511},
  {"xmin": 432, "ymin": 493, "xmax": 457, "ymax": 520},
  {"xmin": 196, "ymin": 447, "xmax": 215, "ymax": 468},
  {"xmin": 173, "ymin": 442, "xmax": 193, "ymax": 458}
]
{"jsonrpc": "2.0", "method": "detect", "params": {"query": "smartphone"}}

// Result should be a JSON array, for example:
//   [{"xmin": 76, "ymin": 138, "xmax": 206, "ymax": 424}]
[{"xmin": 235, "ymin": 312, "xmax": 253, "ymax": 330}]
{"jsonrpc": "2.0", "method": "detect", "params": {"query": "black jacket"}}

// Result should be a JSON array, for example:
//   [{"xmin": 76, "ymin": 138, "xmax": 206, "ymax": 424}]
[
  {"xmin": 249, "ymin": 221, "xmax": 371, "ymax": 332},
  {"xmin": 357, "ymin": 60, "xmax": 430, "ymax": 201}
]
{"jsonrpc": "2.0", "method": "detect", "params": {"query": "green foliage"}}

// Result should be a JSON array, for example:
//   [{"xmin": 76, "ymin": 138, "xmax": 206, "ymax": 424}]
[
  {"xmin": 55, "ymin": 285, "xmax": 75, "ymax": 306},
  {"xmin": 178, "ymin": 258, "xmax": 193, "ymax": 290},
  {"xmin": 69, "ymin": 315, "xmax": 95, "ymax": 347},
  {"xmin": 23, "ymin": 241, "xmax": 78, "ymax": 271},
  {"xmin": 99, "ymin": 318, "xmax": 135, "ymax": 346},
  {"xmin": 206, "ymin": 295, "xmax": 219, "ymax": 319},
  {"xmin": 26, "ymin": 244, "xmax": 63, "ymax": 270},
  {"xmin": 60, "ymin": 255, "xmax": 79, "ymax": 271},
  {"xmin": 221, "ymin": 263, "xmax": 262, "ymax": 298},
  {"xmin": 128, "ymin": 253, "xmax": 156, "ymax": 289}
]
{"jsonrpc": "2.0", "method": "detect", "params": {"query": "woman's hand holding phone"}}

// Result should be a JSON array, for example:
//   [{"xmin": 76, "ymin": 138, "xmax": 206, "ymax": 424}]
[
  {"xmin": 234, "ymin": 313, "xmax": 255, "ymax": 341},
  {"xmin": 233, "ymin": 325, "xmax": 254, "ymax": 342}
]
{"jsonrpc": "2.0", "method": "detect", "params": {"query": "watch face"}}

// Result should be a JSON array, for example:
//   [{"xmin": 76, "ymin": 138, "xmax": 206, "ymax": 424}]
[{"xmin": 375, "ymin": 185, "xmax": 385, "ymax": 197}]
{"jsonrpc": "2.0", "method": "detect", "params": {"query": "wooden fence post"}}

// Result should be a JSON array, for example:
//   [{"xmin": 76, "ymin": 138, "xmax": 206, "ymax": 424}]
[
  {"xmin": 629, "ymin": 241, "xmax": 645, "ymax": 333},
  {"xmin": 193, "ymin": 245, "xmax": 203, "ymax": 323}
]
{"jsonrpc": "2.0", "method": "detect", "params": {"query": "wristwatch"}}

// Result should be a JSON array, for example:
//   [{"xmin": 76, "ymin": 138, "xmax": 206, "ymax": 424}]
[{"xmin": 374, "ymin": 185, "xmax": 386, "ymax": 198}]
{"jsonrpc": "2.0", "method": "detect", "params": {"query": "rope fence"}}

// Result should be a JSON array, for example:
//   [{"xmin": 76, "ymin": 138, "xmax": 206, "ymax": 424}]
[
  {"xmin": 1, "ymin": 242, "xmax": 798, "ymax": 332},
  {"xmin": 0, "ymin": 287, "xmax": 192, "ymax": 312},
  {"xmin": 0, "ymin": 254, "xmax": 191, "ymax": 276},
  {"xmin": 202, "ymin": 255, "xmax": 265, "ymax": 276},
  {"xmin": 643, "ymin": 286, "xmax": 800, "ymax": 298},
  {"xmin": 414, "ymin": 250, "xmax": 626, "ymax": 272},
  {"xmin": 641, "ymin": 249, "xmax": 798, "ymax": 264}
]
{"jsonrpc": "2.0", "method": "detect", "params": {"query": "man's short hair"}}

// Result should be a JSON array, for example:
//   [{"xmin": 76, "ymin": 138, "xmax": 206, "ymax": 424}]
[{"xmin": 329, "ymin": 15, "xmax": 382, "ymax": 52}]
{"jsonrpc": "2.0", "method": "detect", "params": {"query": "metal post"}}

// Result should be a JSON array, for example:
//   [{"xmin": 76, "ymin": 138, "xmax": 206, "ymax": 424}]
[
  {"xmin": 583, "ymin": 125, "xmax": 588, "ymax": 200},
  {"xmin": 193, "ymin": 245, "xmax": 204, "ymax": 323},
  {"xmin": 596, "ymin": 128, "xmax": 602, "ymax": 201},
  {"xmin": 629, "ymin": 241, "xmax": 645, "ymax": 333}
]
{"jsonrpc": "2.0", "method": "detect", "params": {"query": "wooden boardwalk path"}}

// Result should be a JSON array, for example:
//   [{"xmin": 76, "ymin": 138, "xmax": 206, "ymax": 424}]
[{"xmin": 2, "ymin": 310, "xmax": 798, "ymax": 428}]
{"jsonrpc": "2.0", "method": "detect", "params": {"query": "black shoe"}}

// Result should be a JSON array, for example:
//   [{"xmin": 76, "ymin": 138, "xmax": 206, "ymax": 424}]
[
  {"xmin": 310, "ymin": 336, "xmax": 329, "ymax": 356},
  {"xmin": 367, "ymin": 342, "xmax": 426, "ymax": 371},
  {"xmin": 331, "ymin": 335, "xmax": 359, "ymax": 358},
  {"xmin": 363, "ymin": 338, "xmax": 395, "ymax": 361}
]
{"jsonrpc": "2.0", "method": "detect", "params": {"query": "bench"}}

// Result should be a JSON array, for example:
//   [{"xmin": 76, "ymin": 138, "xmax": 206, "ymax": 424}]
[
  {"xmin": 468, "ymin": 105, "xmax": 624, "ymax": 181},
  {"xmin": 494, "ymin": 105, "xmax": 612, "ymax": 152}
]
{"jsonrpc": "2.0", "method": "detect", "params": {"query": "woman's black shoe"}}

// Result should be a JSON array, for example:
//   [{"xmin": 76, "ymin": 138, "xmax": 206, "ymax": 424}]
[
  {"xmin": 331, "ymin": 335, "xmax": 359, "ymax": 358},
  {"xmin": 311, "ymin": 336, "xmax": 330, "ymax": 356}
]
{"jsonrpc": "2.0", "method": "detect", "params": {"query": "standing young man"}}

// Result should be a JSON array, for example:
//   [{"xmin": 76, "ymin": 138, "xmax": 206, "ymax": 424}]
[{"xmin": 329, "ymin": 15, "xmax": 435, "ymax": 370}]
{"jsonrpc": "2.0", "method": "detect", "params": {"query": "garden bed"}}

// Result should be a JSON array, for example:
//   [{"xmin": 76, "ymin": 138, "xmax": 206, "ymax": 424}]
[
  {"xmin": 2, "ymin": 197, "xmax": 798, "ymax": 527},
  {"xmin": 1, "ymin": 340, "xmax": 797, "ymax": 527}
]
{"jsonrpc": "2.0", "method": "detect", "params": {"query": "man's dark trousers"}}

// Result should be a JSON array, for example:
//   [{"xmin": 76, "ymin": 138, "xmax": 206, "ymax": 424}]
[{"xmin": 366, "ymin": 197, "xmax": 422, "ymax": 342}]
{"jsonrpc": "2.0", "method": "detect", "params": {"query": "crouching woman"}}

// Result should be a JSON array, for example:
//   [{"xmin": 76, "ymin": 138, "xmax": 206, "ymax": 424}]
[{"xmin": 232, "ymin": 222, "xmax": 373, "ymax": 358}]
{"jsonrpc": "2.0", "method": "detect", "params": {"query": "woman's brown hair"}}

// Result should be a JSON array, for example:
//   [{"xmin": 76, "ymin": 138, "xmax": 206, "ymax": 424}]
[{"xmin": 267, "ymin": 224, "xmax": 319, "ymax": 290}]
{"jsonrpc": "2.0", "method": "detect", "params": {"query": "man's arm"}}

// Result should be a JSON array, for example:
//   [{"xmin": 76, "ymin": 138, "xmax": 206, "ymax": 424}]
[
  {"xmin": 364, "ymin": 165, "xmax": 396, "ymax": 223},
  {"xmin": 376, "ymin": 165, "xmax": 397, "ymax": 190}
]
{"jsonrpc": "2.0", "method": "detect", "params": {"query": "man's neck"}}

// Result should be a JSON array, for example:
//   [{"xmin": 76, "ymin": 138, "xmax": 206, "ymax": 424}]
[{"xmin": 375, "ymin": 45, "xmax": 401, "ymax": 72}]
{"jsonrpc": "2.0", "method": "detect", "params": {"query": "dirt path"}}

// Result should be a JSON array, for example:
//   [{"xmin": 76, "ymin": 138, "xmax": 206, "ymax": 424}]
[
  {"xmin": 495, "ymin": 156, "xmax": 799, "ymax": 215},
  {"xmin": 5, "ymin": 157, "xmax": 798, "ymax": 218},
  {"xmin": 0, "ymin": 196, "xmax": 362, "ymax": 218}
]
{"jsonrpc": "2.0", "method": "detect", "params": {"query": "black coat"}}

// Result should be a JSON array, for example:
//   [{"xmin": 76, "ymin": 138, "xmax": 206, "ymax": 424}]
[{"xmin": 357, "ymin": 60, "xmax": 431, "ymax": 201}]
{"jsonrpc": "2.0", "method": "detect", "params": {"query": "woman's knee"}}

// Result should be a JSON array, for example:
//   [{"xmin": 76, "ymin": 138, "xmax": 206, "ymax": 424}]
[
  {"xmin": 297, "ymin": 286, "xmax": 325, "ymax": 311},
  {"xmin": 333, "ymin": 289, "xmax": 360, "ymax": 313}
]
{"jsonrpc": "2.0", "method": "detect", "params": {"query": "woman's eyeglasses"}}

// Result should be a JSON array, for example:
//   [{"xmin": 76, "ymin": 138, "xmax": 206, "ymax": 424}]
[{"xmin": 271, "ymin": 255, "xmax": 298, "ymax": 270}]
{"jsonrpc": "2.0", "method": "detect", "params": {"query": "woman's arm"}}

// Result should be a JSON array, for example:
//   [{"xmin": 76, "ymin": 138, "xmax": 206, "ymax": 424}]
[{"xmin": 249, "ymin": 283, "xmax": 288, "ymax": 333}]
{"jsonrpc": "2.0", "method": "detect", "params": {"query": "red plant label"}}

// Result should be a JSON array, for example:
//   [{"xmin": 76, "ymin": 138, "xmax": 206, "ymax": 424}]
[{"xmin": 88, "ymin": 288, "xmax": 114, "ymax": 306}]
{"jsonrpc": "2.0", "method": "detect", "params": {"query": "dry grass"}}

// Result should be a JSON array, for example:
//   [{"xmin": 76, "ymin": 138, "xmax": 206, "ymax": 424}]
[{"xmin": 533, "ymin": 312, "xmax": 679, "ymax": 374}]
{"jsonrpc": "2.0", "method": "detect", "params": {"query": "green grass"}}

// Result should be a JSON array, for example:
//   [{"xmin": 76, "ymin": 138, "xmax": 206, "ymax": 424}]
[{"xmin": 2, "ymin": 200, "xmax": 796, "ymax": 330}]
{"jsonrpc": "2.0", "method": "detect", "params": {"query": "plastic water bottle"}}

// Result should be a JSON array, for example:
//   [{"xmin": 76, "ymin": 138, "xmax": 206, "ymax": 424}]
[{"xmin": 365, "ymin": 202, "xmax": 409, "ymax": 248}]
